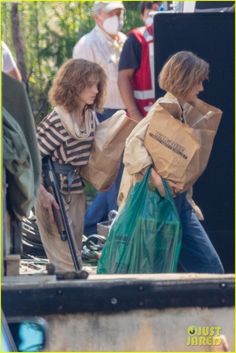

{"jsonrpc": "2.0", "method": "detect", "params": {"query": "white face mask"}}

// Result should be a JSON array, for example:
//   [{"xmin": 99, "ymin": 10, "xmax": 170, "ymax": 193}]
[
  {"xmin": 144, "ymin": 11, "xmax": 158, "ymax": 27},
  {"xmin": 102, "ymin": 15, "xmax": 122, "ymax": 35},
  {"xmin": 144, "ymin": 16, "xmax": 153, "ymax": 27}
]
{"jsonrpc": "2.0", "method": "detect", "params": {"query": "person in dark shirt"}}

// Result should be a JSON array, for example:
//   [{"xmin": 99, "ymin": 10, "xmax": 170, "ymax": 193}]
[{"xmin": 118, "ymin": 2, "xmax": 162, "ymax": 121}]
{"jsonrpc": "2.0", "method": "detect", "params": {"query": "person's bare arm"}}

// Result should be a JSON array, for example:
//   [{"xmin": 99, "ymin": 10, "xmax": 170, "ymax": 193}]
[{"xmin": 118, "ymin": 69, "xmax": 143, "ymax": 122}]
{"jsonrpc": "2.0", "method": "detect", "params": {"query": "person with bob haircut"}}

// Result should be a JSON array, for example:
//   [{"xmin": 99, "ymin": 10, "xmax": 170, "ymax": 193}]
[
  {"xmin": 121, "ymin": 51, "xmax": 224, "ymax": 273},
  {"xmin": 35, "ymin": 58, "xmax": 106, "ymax": 272},
  {"xmin": 159, "ymin": 50, "xmax": 209, "ymax": 104}
]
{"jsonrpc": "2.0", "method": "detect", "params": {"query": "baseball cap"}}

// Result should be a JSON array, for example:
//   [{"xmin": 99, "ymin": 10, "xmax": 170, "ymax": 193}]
[{"xmin": 93, "ymin": 2, "xmax": 124, "ymax": 13}]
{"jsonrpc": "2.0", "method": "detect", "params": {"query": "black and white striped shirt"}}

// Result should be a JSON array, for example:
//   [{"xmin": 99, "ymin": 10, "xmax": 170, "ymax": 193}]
[{"xmin": 37, "ymin": 109, "xmax": 96, "ymax": 193}]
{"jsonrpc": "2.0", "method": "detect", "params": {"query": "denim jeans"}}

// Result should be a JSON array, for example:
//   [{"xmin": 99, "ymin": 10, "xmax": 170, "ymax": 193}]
[
  {"xmin": 96, "ymin": 108, "xmax": 121, "ymax": 122},
  {"xmin": 174, "ymin": 192, "xmax": 224, "ymax": 274},
  {"xmin": 84, "ymin": 108, "xmax": 124, "ymax": 235}
]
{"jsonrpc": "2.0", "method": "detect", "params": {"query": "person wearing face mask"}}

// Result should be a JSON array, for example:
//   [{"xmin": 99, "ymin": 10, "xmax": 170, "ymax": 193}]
[
  {"xmin": 73, "ymin": 1, "xmax": 126, "ymax": 122},
  {"xmin": 118, "ymin": 1, "xmax": 162, "ymax": 122}
]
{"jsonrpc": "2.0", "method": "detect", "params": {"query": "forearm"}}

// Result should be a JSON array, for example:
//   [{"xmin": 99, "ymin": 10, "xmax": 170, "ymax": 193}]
[{"xmin": 118, "ymin": 72, "xmax": 143, "ymax": 122}]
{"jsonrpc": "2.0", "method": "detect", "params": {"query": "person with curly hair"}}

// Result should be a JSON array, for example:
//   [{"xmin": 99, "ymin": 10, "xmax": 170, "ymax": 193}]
[{"xmin": 35, "ymin": 58, "xmax": 106, "ymax": 272}]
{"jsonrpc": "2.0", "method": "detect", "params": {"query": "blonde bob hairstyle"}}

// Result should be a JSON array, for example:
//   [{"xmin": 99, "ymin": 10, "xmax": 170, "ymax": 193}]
[
  {"xmin": 158, "ymin": 51, "xmax": 209, "ymax": 99},
  {"xmin": 48, "ymin": 58, "xmax": 106, "ymax": 113}
]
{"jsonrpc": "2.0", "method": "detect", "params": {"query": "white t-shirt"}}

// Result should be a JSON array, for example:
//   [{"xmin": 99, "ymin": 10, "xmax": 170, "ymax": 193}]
[
  {"xmin": 2, "ymin": 41, "xmax": 17, "ymax": 73},
  {"xmin": 73, "ymin": 25, "xmax": 127, "ymax": 109}
]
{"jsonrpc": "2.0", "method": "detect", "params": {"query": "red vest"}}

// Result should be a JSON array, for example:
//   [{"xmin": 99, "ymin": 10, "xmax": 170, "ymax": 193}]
[{"xmin": 130, "ymin": 26, "xmax": 155, "ymax": 117}]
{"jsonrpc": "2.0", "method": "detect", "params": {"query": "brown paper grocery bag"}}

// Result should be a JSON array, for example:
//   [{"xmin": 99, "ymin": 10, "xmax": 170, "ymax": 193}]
[
  {"xmin": 144, "ymin": 99, "xmax": 222, "ymax": 190},
  {"xmin": 80, "ymin": 110, "xmax": 136, "ymax": 191}
]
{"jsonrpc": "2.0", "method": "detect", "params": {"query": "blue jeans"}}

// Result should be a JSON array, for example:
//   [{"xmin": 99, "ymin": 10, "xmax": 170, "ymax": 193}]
[
  {"xmin": 96, "ymin": 108, "xmax": 121, "ymax": 122},
  {"xmin": 84, "ymin": 108, "xmax": 124, "ymax": 235},
  {"xmin": 175, "ymin": 193, "xmax": 224, "ymax": 273}
]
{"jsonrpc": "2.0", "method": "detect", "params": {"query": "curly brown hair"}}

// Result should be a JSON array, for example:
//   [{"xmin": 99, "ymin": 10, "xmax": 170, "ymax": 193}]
[
  {"xmin": 48, "ymin": 59, "xmax": 107, "ymax": 113},
  {"xmin": 159, "ymin": 51, "xmax": 209, "ymax": 99}
]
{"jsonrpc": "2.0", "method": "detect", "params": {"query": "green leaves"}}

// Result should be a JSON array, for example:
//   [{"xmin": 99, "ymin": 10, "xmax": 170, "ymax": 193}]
[{"xmin": 2, "ymin": 1, "xmax": 142, "ymax": 122}]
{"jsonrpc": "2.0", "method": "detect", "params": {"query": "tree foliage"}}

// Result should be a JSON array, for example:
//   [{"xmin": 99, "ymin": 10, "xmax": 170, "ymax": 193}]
[{"xmin": 2, "ymin": 1, "xmax": 142, "ymax": 123}]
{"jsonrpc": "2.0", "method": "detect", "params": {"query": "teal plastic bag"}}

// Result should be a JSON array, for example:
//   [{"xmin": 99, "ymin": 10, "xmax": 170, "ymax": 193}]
[{"xmin": 97, "ymin": 168, "xmax": 182, "ymax": 274}]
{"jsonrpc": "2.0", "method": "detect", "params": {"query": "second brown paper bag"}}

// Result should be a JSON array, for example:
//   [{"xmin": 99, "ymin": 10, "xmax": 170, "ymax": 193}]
[{"xmin": 80, "ymin": 110, "xmax": 136, "ymax": 191}]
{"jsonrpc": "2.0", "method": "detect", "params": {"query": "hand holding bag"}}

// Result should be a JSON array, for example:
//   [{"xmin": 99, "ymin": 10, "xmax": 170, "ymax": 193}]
[{"xmin": 97, "ymin": 168, "xmax": 182, "ymax": 274}]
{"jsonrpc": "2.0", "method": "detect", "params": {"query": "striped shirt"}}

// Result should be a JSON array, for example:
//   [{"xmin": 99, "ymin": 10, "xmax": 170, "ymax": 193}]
[{"xmin": 37, "ymin": 109, "xmax": 96, "ymax": 193}]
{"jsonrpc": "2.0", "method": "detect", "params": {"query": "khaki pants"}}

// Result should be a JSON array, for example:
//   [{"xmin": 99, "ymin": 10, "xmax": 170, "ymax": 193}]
[{"xmin": 35, "ymin": 192, "xmax": 85, "ymax": 272}]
